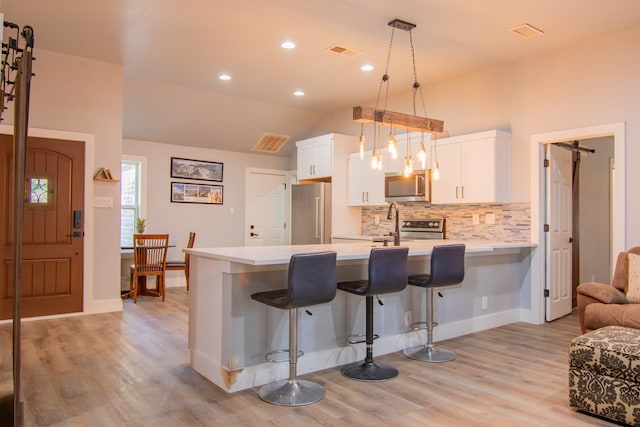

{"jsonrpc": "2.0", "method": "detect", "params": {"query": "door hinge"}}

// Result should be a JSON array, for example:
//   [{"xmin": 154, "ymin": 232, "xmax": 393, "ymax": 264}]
[
  {"xmin": 544, "ymin": 224, "xmax": 550, "ymax": 232},
  {"xmin": 544, "ymin": 289, "xmax": 550, "ymax": 298},
  {"xmin": 544, "ymin": 158, "xmax": 550, "ymax": 168}
]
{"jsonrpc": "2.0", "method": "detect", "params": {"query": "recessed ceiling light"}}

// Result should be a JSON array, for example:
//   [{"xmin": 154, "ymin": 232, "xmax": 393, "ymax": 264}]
[
  {"xmin": 218, "ymin": 73, "xmax": 231, "ymax": 81},
  {"xmin": 361, "ymin": 64, "xmax": 374, "ymax": 72},
  {"xmin": 281, "ymin": 41, "xmax": 296, "ymax": 49},
  {"xmin": 293, "ymin": 90, "xmax": 305, "ymax": 96}
]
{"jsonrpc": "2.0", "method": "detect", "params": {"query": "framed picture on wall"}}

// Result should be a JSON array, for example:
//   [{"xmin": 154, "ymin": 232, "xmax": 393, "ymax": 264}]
[
  {"xmin": 170, "ymin": 157, "xmax": 223, "ymax": 182},
  {"xmin": 171, "ymin": 182, "xmax": 223, "ymax": 204}
]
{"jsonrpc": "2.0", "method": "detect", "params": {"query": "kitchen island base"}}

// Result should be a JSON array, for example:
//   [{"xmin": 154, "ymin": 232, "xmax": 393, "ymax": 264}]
[{"xmin": 186, "ymin": 242, "xmax": 534, "ymax": 393}]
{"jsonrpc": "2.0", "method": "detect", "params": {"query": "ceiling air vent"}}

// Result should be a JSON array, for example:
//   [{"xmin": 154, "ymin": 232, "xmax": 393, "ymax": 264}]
[
  {"xmin": 252, "ymin": 133, "xmax": 290, "ymax": 154},
  {"xmin": 327, "ymin": 44, "xmax": 362, "ymax": 57},
  {"xmin": 510, "ymin": 23, "xmax": 544, "ymax": 39}
]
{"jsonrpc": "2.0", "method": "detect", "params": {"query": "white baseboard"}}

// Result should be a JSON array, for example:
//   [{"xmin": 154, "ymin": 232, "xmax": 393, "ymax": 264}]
[{"xmin": 84, "ymin": 298, "xmax": 123, "ymax": 314}]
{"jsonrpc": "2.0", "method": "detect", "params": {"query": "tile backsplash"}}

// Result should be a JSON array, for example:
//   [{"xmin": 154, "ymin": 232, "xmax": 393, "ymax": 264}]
[{"xmin": 361, "ymin": 203, "xmax": 531, "ymax": 242}]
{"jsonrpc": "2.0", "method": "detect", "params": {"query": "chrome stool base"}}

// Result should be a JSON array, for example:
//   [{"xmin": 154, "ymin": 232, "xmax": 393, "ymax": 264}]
[
  {"xmin": 403, "ymin": 345, "xmax": 456, "ymax": 363},
  {"xmin": 340, "ymin": 360, "xmax": 399, "ymax": 382},
  {"xmin": 258, "ymin": 379, "xmax": 326, "ymax": 406}
]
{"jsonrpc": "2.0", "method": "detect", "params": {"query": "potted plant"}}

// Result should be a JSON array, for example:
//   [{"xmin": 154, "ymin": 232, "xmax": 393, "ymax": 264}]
[{"xmin": 135, "ymin": 217, "xmax": 146, "ymax": 234}]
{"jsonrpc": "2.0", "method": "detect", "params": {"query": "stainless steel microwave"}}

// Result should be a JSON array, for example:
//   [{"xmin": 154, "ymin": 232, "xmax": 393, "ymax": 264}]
[{"xmin": 384, "ymin": 169, "xmax": 431, "ymax": 203}]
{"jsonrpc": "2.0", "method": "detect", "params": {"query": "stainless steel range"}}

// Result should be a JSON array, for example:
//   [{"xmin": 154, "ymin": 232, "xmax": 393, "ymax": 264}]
[{"xmin": 400, "ymin": 218, "xmax": 446, "ymax": 240}]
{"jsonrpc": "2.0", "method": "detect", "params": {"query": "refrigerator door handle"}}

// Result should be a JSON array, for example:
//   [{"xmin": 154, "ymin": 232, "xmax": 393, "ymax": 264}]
[{"xmin": 315, "ymin": 196, "xmax": 321, "ymax": 238}]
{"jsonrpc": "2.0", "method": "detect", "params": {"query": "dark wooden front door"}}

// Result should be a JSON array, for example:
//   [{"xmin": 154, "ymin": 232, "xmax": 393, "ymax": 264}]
[{"xmin": 0, "ymin": 134, "xmax": 84, "ymax": 319}]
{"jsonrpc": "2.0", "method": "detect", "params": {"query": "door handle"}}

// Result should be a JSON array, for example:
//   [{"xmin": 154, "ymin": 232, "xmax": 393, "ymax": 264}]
[
  {"xmin": 250, "ymin": 232, "xmax": 259, "ymax": 237},
  {"xmin": 455, "ymin": 186, "xmax": 459, "ymax": 198},
  {"xmin": 315, "ymin": 197, "xmax": 320, "ymax": 238}
]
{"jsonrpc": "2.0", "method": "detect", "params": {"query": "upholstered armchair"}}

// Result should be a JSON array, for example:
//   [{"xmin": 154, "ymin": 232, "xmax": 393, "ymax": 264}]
[{"xmin": 577, "ymin": 246, "xmax": 640, "ymax": 333}]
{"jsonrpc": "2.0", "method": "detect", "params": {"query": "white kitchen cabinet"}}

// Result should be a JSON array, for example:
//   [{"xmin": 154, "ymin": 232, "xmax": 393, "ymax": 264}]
[
  {"xmin": 296, "ymin": 136, "xmax": 333, "ymax": 180},
  {"xmin": 348, "ymin": 152, "xmax": 386, "ymax": 206},
  {"xmin": 431, "ymin": 130, "xmax": 510, "ymax": 204}
]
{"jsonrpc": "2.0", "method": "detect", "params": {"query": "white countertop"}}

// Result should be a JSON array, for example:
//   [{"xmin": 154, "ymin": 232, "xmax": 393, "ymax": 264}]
[{"xmin": 185, "ymin": 240, "xmax": 536, "ymax": 266}]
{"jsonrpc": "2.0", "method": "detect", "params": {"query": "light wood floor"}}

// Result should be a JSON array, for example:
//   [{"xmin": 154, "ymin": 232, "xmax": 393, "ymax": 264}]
[{"xmin": 0, "ymin": 288, "xmax": 623, "ymax": 426}]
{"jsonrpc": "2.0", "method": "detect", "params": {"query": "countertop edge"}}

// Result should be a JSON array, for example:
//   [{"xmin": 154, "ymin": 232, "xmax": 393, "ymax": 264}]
[{"xmin": 185, "ymin": 241, "xmax": 536, "ymax": 266}]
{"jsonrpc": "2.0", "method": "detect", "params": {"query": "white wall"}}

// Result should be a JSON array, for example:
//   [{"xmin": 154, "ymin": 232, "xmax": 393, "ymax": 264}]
[
  {"xmin": 315, "ymin": 25, "xmax": 640, "ymax": 248},
  {"xmin": 122, "ymin": 139, "xmax": 291, "ymax": 270}
]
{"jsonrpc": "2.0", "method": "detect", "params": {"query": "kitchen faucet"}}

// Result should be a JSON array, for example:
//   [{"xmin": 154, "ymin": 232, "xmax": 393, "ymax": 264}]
[{"xmin": 386, "ymin": 202, "xmax": 401, "ymax": 246}]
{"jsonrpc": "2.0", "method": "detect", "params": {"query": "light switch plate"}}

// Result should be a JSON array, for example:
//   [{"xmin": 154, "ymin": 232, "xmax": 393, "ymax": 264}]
[{"xmin": 93, "ymin": 196, "xmax": 113, "ymax": 208}]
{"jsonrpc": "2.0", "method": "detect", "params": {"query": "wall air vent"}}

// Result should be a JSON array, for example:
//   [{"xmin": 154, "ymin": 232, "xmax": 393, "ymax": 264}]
[
  {"xmin": 252, "ymin": 133, "xmax": 290, "ymax": 154},
  {"xmin": 327, "ymin": 44, "xmax": 362, "ymax": 57},
  {"xmin": 510, "ymin": 23, "xmax": 544, "ymax": 39}
]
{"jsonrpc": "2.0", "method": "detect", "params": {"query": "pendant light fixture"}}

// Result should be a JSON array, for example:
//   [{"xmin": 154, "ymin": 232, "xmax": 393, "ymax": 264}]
[{"xmin": 353, "ymin": 19, "xmax": 444, "ymax": 171}]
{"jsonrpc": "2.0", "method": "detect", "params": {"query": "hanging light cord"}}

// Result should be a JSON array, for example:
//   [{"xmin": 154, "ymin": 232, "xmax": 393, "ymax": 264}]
[
  {"xmin": 409, "ymin": 29, "xmax": 429, "ymax": 124},
  {"xmin": 375, "ymin": 26, "xmax": 396, "ymax": 113}
]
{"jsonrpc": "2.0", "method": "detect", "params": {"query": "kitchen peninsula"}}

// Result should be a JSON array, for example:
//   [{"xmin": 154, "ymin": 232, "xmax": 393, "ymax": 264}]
[{"xmin": 185, "ymin": 240, "xmax": 536, "ymax": 393}]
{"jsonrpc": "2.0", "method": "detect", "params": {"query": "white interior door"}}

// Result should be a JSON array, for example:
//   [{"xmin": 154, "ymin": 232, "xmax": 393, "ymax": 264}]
[
  {"xmin": 245, "ymin": 169, "xmax": 287, "ymax": 246},
  {"xmin": 545, "ymin": 144, "xmax": 573, "ymax": 321}
]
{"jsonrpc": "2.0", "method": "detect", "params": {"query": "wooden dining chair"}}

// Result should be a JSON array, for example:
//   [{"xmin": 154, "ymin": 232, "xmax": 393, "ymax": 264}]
[
  {"xmin": 129, "ymin": 233, "xmax": 169, "ymax": 303},
  {"xmin": 165, "ymin": 232, "xmax": 196, "ymax": 290}
]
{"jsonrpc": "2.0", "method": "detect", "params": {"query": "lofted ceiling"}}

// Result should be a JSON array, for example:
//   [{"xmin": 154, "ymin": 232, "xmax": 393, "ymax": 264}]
[{"xmin": 2, "ymin": 0, "xmax": 640, "ymax": 156}]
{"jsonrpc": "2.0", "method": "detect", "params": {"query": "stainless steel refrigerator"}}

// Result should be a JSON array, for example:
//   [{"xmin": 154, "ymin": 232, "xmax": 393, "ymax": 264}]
[{"xmin": 291, "ymin": 183, "xmax": 331, "ymax": 244}]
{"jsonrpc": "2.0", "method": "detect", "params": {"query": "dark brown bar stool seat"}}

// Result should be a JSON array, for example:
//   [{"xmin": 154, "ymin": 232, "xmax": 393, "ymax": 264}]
[
  {"xmin": 337, "ymin": 246, "xmax": 409, "ymax": 382},
  {"xmin": 250, "ymin": 251, "xmax": 337, "ymax": 406},
  {"xmin": 404, "ymin": 244, "xmax": 465, "ymax": 362}
]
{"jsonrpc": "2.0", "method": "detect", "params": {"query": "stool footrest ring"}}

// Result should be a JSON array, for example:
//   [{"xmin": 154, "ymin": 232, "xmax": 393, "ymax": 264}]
[
  {"xmin": 265, "ymin": 349, "xmax": 304, "ymax": 363},
  {"xmin": 347, "ymin": 334, "xmax": 379, "ymax": 345},
  {"xmin": 409, "ymin": 320, "xmax": 437, "ymax": 331}
]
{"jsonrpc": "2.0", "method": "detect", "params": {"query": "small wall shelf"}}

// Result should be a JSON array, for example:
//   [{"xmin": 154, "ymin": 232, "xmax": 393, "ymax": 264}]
[{"xmin": 94, "ymin": 167, "xmax": 119, "ymax": 182}]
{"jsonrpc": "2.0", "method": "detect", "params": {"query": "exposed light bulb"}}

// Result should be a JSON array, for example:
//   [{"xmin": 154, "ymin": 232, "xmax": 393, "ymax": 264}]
[
  {"xmin": 371, "ymin": 148, "xmax": 378, "ymax": 169},
  {"xmin": 419, "ymin": 141, "xmax": 427, "ymax": 170},
  {"xmin": 433, "ymin": 162, "xmax": 440, "ymax": 181},
  {"xmin": 359, "ymin": 134, "xmax": 365, "ymax": 160},
  {"xmin": 377, "ymin": 152, "xmax": 383, "ymax": 170}
]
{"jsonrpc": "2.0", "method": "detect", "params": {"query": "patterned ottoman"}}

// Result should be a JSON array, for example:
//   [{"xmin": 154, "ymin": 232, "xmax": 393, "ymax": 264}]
[{"xmin": 569, "ymin": 326, "xmax": 640, "ymax": 426}]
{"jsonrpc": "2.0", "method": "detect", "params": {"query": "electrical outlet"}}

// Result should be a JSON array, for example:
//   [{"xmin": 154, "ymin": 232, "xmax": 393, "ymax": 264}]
[
  {"xmin": 486, "ymin": 213, "xmax": 496, "ymax": 224},
  {"xmin": 481, "ymin": 296, "xmax": 488, "ymax": 310},
  {"xmin": 472, "ymin": 214, "xmax": 480, "ymax": 225},
  {"xmin": 404, "ymin": 311, "xmax": 412, "ymax": 327},
  {"xmin": 374, "ymin": 214, "xmax": 380, "ymax": 225}
]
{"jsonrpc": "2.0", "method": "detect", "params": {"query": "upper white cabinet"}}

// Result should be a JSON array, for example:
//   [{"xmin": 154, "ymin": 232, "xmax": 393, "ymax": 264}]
[
  {"xmin": 348, "ymin": 152, "xmax": 386, "ymax": 206},
  {"xmin": 431, "ymin": 130, "xmax": 510, "ymax": 204},
  {"xmin": 296, "ymin": 136, "xmax": 333, "ymax": 180}
]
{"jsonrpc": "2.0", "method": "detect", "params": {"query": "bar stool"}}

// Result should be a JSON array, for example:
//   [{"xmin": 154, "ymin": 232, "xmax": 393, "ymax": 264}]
[
  {"xmin": 337, "ymin": 246, "xmax": 409, "ymax": 382},
  {"xmin": 250, "ymin": 251, "xmax": 337, "ymax": 406},
  {"xmin": 404, "ymin": 244, "xmax": 465, "ymax": 362}
]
